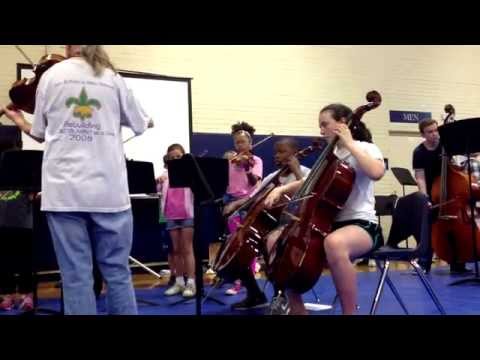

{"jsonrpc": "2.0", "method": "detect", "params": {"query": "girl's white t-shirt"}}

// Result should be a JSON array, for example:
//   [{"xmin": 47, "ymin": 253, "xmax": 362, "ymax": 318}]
[{"xmin": 333, "ymin": 141, "xmax": 384, "ymax": 223}]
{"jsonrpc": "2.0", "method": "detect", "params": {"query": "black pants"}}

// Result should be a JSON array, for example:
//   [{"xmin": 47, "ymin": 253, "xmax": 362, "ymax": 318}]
[
  {"xmin": 238, "ymin": 266, "xmax": 264, "ymax": 298},
  {"xmin": 0, "ymin": 227, "xmax": 34, "ymax": 294},
  {"xmin": 420, "ymin": 210, "xmax": 467, "ymax": 272}
]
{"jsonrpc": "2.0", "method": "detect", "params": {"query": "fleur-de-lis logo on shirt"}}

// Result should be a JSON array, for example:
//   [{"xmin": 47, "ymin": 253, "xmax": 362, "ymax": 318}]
[{"xmin": 65, "ymin": 87, "xmax": 101, "ymax": 120}]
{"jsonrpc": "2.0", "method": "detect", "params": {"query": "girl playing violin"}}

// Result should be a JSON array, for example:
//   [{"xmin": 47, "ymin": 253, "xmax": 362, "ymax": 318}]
[
  {"xmin": 223, "ymin": 122, "xmax": 263, "ymax": 215},
  {"xmin": 264, "ymin": 103, "xmax": 385, "ymax": 315},
  {"xmin": 223, "ymin": 122, "xmax": 263, "ymax": 295}
]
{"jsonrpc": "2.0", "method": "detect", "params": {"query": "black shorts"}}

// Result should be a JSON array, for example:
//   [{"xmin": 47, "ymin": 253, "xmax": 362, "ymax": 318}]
[{"xmin": 332, "ymin": 219, "xmax": 384, "ymax": 252}]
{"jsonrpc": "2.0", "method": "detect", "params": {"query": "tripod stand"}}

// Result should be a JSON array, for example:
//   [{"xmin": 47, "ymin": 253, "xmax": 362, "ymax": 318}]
[
  {"xmin": 168, "ymin": 154, "xmax": 228, "ymax": 314},
  {"xmin": 438, "ymin": 118, "xmax": 480, "ymax": 286}
]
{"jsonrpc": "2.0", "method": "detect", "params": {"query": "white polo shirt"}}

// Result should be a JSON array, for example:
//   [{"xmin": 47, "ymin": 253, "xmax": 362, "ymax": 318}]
[{"xmin": 31, "ymin": 57, "xmax": 150, "ymax": 212}]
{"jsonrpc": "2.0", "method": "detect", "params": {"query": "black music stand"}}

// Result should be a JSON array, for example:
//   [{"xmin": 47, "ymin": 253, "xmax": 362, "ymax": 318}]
[
  {"xmin": 0, "ymin": 150, "xmax": 63, "ymax": 315},
  {"xmin": 439, "ymin": 118, "xmax": 480, "ymax": 285},
  {"xmin": 126, "ymin": 159, "xmax": 164, "ymax": 307},
  {"xmin": 391, "ymin": 167, "xmax": 418, "ymax": 197},
  {"xmin": 126, "ymin": 159, "xmax": 157, "ymax": 195},
  {"xmin": 0, "ymin": 125, "xmax": 22, "ymax": 153},
  {"xmin": 168, "ymin": 154, "xmax": 228, "ymax": 315}
]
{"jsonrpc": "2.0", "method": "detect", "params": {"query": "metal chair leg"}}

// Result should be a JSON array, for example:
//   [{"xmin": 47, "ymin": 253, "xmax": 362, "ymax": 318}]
[
  {"xmin": 411, "ymin": 260, "xmax": 446, "ymax": 315},
  {"xmin": 311, "ymin": 288, "xmax": 321, "ymax": 303},
  {"xmin": 201, "ymin": 277, "xmax": 223, "ymax": 305},
  {"xmin": 330, "ymin": 293, "xmax": 339, "ymax": 314},
  {"xmin": 375, "ymin": 260, "xmax": 409, "ymax": 315},
  {"xmin": 370, "ymin": 260, "xmax": 391, "ymax": 315}
]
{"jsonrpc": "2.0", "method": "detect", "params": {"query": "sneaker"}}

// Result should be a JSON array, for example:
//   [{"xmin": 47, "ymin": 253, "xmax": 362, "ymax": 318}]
[
  {"xmin": 0, "ymin": 294, "xmax": 15, "ymax": 311},
  {"xmin": 18, "ymin": 293, "xmax": 34, "ymax": 312},
  {"xmin": 355, "ymin": 258, "xmax": 369, "ymax": 266},
  {"xmin": 231, "ymin": 294, "xmax": 269, "ymax": 310},
  {"xmin": 267, "ymin": 294, "xmax": 290, "ymax": 315},
  {"xmin": 182, "ymin": 283, "xmax": 196, "ymax": 298},
  {"xmin": 205, "ymin": 268, "xmax": 216, "ymax": 276},
  {"xmin": 225, "ymin": 280, "xmax": 242, "ymax": 295},
  {"xmin": 160, "ymin": 269, "xmax": 171, "ymax": 277},
  {"xmin": 164, "ymin": 283, "xmax": 185, "ymax": 296}
]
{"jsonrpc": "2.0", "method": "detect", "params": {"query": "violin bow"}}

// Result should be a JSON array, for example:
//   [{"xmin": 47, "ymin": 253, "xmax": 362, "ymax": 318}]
[{"xmin": 14, "ymin": 46, "xmax": 35, "ymax": 67}]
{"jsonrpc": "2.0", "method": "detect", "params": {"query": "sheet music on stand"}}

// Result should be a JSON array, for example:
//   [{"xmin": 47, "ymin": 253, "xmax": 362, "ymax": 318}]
[{"xmin": 126, "ymin": 159, "xmax": 157, "ymax": 195}]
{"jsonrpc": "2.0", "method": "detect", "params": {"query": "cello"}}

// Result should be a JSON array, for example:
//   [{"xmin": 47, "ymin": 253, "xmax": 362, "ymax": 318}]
[
  {"xmin": 266, "ymin": 91, "xmax": 382, "ymax": 294},
  {"xmin": 213, "ymin": 139, "xmax": 324, "ymax": 277},
  {"xmin": 431, "ymin": 104, "xmax": 480, "ymax": 264}
]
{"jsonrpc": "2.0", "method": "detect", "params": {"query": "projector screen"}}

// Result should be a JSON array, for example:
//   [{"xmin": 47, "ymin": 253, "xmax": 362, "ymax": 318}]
[{"xmin": 18, "ymin": 64, "xmax": 192, "ymax": 177}]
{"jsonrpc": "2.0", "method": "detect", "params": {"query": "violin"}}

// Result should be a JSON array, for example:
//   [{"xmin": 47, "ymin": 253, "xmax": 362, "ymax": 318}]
[
  {"xmin": 229, "ymin": 132, "xmax": 275, "ymax": 168},
  {"xmin": 0, "ymin": 53, "xmax": 65, "ymax": 118},
  {"xmin": 230, "ymin": 150, "xmax": 255, "ymax": 168}
]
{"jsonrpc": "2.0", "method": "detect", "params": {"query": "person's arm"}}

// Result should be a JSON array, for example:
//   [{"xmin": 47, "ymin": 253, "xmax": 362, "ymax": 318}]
[
  {"xmin": 264, "ymin": 179, "xmax": 304, "ymax": 208},
  {"xmin": 246, "ymin": 155, "xmax": 263, "ymax": 186},
  {"xmin": 335, "ymin": 123, "xmax": 384, "ymax": 180},
  {"xmin": 412, "ymin": 146, "xmax": 428, "ymax": 196},
  {"xmin": 414, "ymin": 169, "xmax": 428, "ymax": 195},
  {"xmin": 246, "ymin": 169, "xmax": 259, "ymax": 186},
  {"xmin": 346, "ymin": 142, "xmax": 385, "ymax": 180},
  {"xmin": 286, "ymin": 156, "xmax": 304, "ymax": 180},
  {"xmin": 222, "ymin": 197, "xmax": 250, "ymax": 216},
  {"xmin": 0, "ymin": 106, "xmax": 44, "ymax": 143},
  {"xmin": 115, "ymin": 75, "xmax": 151, "ymax": 135}
]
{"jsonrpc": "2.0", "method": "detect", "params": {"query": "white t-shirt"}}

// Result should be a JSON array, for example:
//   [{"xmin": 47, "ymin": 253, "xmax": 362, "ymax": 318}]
[
  {"xmin": 261, "ymin": 165, "xmax": 311, "ymax": 187},
  {"xmin": 333, "ymin": 141, "xmax": 383, "ymax": 223},
  {"xmin": 31, "ymin": 57, "xmax": 150, "ymax": 212},
  {"xmin": 250, "ymin": 165, "xmax": 310, "ymax": 198}
]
